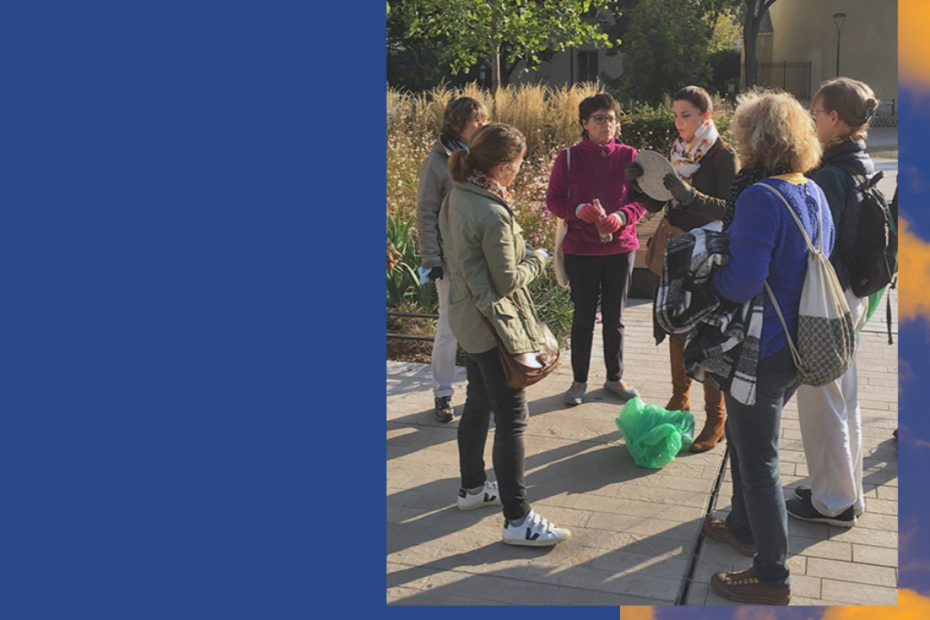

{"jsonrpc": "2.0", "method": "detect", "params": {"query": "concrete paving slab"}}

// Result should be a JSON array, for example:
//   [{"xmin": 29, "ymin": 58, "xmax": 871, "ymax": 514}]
[{"xmin": 387, "ymin": 287, "xmax": 898, "ymax": 606}]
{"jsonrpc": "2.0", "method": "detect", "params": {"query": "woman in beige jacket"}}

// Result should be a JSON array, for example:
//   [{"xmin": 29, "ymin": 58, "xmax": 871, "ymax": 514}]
[
  {"xmin": 416, "ymin": 97, "xmax": 488, "ymax": 422},
  {"xmin": 439, "ymin": 124, "xmax": 570, "ymax": 547}
]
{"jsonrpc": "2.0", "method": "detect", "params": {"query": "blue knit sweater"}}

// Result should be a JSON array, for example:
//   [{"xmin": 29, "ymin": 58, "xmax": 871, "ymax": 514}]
[{"xmin": 713, "ymin": 175, "xmax": 834, "ymax": 359}]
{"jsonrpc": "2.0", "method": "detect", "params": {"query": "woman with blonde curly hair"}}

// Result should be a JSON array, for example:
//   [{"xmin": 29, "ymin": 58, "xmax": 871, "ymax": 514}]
[{"xmin": 701, "ymin": 90, "xmax": 830, "ymax": 606}]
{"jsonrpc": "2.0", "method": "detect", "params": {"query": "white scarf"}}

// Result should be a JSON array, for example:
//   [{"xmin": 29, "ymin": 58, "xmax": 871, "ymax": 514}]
[{"xmin": 670, "ymin": 119, "xmax": 720, "ymax": 181}]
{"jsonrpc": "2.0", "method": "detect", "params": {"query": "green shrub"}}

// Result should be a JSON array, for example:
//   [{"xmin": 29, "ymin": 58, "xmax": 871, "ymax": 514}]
[
  {"xmin": 386, "ymin": 80, "xmax": 736, "ymax": 338},
  {"xmin": 386, "ymin": 211, "xmax": 436, "ymax": 312}
]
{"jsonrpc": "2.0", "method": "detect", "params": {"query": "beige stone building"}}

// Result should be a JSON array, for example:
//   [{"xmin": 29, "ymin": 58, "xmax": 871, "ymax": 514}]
[{"xmin": 752, "ymin": 0, "xmax": 897, "ymax": 109}]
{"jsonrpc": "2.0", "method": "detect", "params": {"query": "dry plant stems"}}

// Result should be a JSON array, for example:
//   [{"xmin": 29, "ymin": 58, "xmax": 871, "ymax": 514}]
[{"xmin": 386, "ymin": 81, "xmax": 737, "ymax": 344}]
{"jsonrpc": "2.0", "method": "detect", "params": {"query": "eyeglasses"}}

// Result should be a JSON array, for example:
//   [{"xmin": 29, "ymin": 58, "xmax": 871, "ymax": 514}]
[
  {"xmin": 590, "ymin": 114, "xmax": 618, "ymax": 125},
  {"xmin": 810, "ymin": 109, "xmax": 829, "ymax": 117}
]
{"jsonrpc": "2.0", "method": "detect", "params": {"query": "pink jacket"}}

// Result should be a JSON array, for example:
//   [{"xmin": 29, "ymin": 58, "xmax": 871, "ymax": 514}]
[{"xmin": 545, "ymin": 136, "xmax": 646, "ymax": 256}]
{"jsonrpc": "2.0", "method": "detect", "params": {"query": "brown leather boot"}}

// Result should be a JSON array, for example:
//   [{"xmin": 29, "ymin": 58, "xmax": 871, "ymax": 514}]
[
  {"xmin": 690, "ymin": 380, "xmax": 726, "ymax": 452},
  {"xmin": 665, "ymin": 337, "xmax": 691, "ymax": 412}
]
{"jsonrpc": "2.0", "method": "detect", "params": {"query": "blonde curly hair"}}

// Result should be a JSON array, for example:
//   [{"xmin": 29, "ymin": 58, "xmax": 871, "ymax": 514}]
[{"xmin": 732, "ymin": 89, "xmax": 822, "ymax": 173}]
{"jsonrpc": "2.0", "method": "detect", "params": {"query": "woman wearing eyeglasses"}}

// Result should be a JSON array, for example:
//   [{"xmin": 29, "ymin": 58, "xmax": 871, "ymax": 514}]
[
  {"xmin": 545, "ymin": 93, "xmax": 648, "ymax": 406},
  {"xmin": 625, "ymin": 85, "xmax": 740, "ymax": 453},
  {"xmin": 787, "ymin": 78, "xmax": 880, "ymax": 529}
]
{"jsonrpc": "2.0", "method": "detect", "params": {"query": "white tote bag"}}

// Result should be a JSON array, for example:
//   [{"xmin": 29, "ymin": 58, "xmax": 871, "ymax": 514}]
[
  {"xmin": 759, "ymin": 182, "xmax": 856, "ymax": 386},
  {"xmin": 552, "ymin": 148, "xmax": 571, "ymax": 288}
]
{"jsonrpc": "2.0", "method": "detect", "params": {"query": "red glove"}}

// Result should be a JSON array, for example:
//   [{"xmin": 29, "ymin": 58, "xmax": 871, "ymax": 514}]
[
  {"xmin": 577, "ymin": 203, "xmax": 604, "ymax": 224},
  {"xmin": 598, "ymin": 212, "xmax": 625, "ymax": 235}
]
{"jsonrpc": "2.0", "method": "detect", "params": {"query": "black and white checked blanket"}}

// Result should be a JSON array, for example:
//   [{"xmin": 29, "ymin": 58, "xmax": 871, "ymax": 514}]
[{"xmin": 655, "ymin": 229, "xmax": 764, "ymax": 406}]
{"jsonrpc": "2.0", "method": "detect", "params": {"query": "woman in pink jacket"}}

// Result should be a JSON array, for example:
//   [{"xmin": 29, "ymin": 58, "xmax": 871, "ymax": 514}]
[{"xmin": 546, "ymin": 93, "xmax": 650, "ymax": 406}]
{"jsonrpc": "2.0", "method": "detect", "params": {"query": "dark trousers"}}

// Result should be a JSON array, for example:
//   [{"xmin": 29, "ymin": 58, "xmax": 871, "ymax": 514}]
[
  {"xmin": 458, "ymin": 347, "xmax": 531, "ymax": 521},
  {"xmin": 724, "ymin": 345, "xmax": 800, "ymax": 588},
  {"xmin": 564, "ymin": 252, "xmax": 635, "ymax": 384}
]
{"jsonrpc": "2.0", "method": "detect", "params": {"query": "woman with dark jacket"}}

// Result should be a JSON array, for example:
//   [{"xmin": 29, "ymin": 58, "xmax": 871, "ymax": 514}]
[
  {"xmin": 439, "ymin": 123, "xmax": 571, "ymax": 547},
  {"xmin": 787, "ymin": 78, "xmax": 880, "ymax": 528},
  {"xmin": 545, "ymin": 93, "xmax": 647, "ymax": 407},
  {"xmin": 626, "ymin": 86, "xmax": 740, "ymax": 453}
]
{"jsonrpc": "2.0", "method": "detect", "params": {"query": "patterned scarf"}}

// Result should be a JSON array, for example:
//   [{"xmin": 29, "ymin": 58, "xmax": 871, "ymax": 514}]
[
  {"xmin": 822, "ymin": 133, "xmax": 859, "ymax": 151},
  {"xmin": 670, "ymin": 119, "xmax": 720, "ymax": 181},
  {"xmin": 722, "ymin": 160, "xmax": 793, "ymax": 231},
  {"xmin": 467, "ymin": 169, "xmax": 513, "ymax": 204}
]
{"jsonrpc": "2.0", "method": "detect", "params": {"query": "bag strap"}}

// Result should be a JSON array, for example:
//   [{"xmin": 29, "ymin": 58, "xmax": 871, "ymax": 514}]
[
  {"xmin": 565, "ymin": 147, "xmax": 571, "ymax": 201},
  {"xmin": 886, "ymin": 289, "xmax": 893, "ymax": 345},
  {"xmin": 756, "ymin": 181, "xmax": 824, "ymax": 254},
  {"xmin": 763, "ymin": 281, "xmax": 803, "ymax": 370},
  {"xmin": 754, "ymin": 181, "xmax": 825, "ymax": 371}
]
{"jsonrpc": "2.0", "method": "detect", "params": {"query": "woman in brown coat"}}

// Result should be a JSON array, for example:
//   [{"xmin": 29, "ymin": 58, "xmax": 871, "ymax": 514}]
[{"xmin": 626, "ymin": 86, "xmax": 739, "ymax": 452}]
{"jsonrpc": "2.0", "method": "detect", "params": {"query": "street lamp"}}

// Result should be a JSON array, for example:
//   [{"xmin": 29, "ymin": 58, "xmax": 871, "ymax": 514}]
[{"xmin": 834, "ymin": 13, "xmax": 847, "ymax": 77}]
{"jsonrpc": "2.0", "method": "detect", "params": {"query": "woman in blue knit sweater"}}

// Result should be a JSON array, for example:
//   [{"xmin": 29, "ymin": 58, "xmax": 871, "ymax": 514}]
[{"xmin": 703, "ymin": 91, "xmax": 832, "ymax": 606}]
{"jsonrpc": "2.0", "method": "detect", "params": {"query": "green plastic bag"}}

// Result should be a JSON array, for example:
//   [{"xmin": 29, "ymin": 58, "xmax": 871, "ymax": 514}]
[
  {"xmin": 865, "ymin": 286, "xmax": 886, "ymax": 324},
  {"xmin": 614, "ymin": 397, "xmax": 695, "ymax": 468}
]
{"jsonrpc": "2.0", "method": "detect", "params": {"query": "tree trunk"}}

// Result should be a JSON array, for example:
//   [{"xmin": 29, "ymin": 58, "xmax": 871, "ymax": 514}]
[
  {"xmin": 491, "ymin": 47, "xmax": 501, "ymax": 94},
  {"xmin": 489, "ymin": 16, "xmax": 501, "ymax": 95},
  {"xmin": 743, "ymin": 14, "xmax": 759, "ymax": 88},
  {"xmin": 500, "ymin": 58, "xmax": 520, "ymax": 87}
]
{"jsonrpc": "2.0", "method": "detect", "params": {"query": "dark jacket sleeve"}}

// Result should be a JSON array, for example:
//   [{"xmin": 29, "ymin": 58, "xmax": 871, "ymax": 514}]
[
  {"xmin": 630, "ymin": 186, "xmax": 667, "ymax": 214},
  {"xmin": 682, "ymin": 144, "xmax": 739, "ymax": 221},
  {"xmin": 812, "ymin": 166, "xmax": 848, "ymax": 228}
]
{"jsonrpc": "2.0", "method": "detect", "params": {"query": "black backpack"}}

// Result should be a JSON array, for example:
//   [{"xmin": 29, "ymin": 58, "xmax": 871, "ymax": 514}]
[{"xmin": 832, "ymin": 163, "xmax": 898, "ymax": 298}]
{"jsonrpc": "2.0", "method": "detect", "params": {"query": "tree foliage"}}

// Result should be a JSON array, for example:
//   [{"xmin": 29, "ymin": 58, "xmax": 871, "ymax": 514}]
[
  {"xmin": 618, "ymin": 0, "xmax": 714, "ymax": 104},
  {"xmin": 399, "ymin": 0, "xmax": 619, "ymax": 93}
]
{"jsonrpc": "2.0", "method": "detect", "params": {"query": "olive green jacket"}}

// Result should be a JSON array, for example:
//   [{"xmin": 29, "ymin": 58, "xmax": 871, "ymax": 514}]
[{"xmin": 438, "ymin": 181, "xmax": 548, "ymax": 355}]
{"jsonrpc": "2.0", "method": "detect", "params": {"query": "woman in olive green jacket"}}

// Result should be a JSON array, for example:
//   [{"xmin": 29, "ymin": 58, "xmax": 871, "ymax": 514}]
[{"xmin": 438, "ymin": 124, "xmax": 570, "ymax": 547}]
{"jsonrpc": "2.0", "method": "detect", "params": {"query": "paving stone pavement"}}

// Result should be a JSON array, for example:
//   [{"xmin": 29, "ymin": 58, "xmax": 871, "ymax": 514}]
[{"xmin": 387, "ymin": 290, "xmax": 898, "ymax": 606}]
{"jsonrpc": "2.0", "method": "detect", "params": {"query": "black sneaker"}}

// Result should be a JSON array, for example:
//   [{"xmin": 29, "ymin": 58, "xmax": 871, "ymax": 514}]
[
  {"xmin": 793, "ymin": 486, "xmax": 863, "ymax": 517},
  {"xmin": 786, "ymin": 495, "xmax": 856, "ymax": 528},
  {"xmin": 434, "ymin": 396, "xmax": 453, "ymax": 423}
]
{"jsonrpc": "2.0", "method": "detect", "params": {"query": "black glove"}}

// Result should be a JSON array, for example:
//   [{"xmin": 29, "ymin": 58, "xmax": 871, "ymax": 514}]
[
  {"xmin": 663, "ymin": 172, "xmax": 697, "ymax": 206},
  {"xmin": 626, "ymin": 161, "xmax": 644, "ymax": 188},
  {"xmin": 427, "ymin": 267, "xmax": 443, "ymax": 281}
]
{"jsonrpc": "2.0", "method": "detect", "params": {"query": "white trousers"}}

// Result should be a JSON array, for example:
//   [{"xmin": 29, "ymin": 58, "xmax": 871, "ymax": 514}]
[
  {"xmin": 796, "ymin": 289, "xmax": 866, "ymax": 517},
  {"xmin": 431, "ymin": 275, "xmax": 458, "ymax": 398}
]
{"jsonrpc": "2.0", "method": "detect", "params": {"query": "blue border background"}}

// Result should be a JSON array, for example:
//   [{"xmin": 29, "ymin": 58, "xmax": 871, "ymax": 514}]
[
  {"xmin": 0, "ymin": 2, "xmax": 912, "ymax": 618},
  {"xmin": 3, "ymin": 2, "xmax": 383, "ymax": 617}
]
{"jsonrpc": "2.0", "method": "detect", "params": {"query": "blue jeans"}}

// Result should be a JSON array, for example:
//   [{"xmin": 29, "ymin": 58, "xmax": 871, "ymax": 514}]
[{"xmin": 724, "ymin": 345, "xmax": 799, "ymax": 588}]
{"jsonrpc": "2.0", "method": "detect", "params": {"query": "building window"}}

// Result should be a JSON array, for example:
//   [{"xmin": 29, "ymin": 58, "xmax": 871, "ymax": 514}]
[{"xmin": 578, "ymin": 50, "xmax": 598, "ymax": 83}]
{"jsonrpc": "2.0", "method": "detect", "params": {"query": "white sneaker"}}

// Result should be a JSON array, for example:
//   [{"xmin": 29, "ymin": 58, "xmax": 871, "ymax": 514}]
[
  {"xmin": 502, "ymin": 510, "xmax": 571, "ymax": 547},
  {"xmin": 457, "ymin": 481, "xmax": 502, "ymax": 510}
]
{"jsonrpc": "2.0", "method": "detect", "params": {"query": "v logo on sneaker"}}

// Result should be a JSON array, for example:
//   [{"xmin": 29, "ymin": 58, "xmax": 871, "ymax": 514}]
[{"xmin": 526, "ymin": 529, "xmax": 540, "ymax": 541}]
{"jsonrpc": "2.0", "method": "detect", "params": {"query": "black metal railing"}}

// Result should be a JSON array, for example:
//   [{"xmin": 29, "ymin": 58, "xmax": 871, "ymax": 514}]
[
  {"xmin": 751, "ymin": 61, "xmax": 812, "ymax": 100},
  {"xmin": 387, "ymin": 310, "xmax": 438, "ymax": 342}
]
